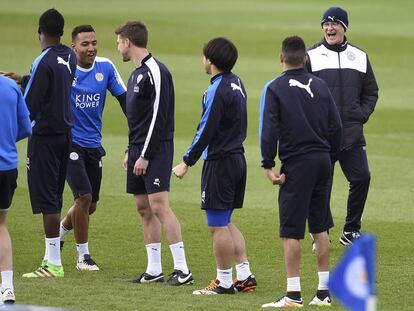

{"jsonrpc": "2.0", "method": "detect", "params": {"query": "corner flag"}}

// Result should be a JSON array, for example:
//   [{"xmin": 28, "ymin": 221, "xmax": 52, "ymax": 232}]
[{"xmin": 328, "ymin": 234, "xmax": 377, "ymax": 311}]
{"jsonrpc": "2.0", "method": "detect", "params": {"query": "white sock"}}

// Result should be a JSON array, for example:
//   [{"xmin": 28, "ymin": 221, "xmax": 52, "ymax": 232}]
[
  {"xmin": 46, "ymin": 237, "xmax": 61, "ymax": 266},
  {"xmin": 318, "ymin": 271, "xmax": 329, "ymax": 290},
  {"xmin": 287, "ymin": 276, "xmax": 301, "ymax": 292},
  {"xmin": 217, "ymin": 268, "xmax": 233, "ymax": 288},
  {"xmin": 169, "ymin": 242, "xmax": 189, "ymax": 274},
  {"xmin": 76, "ymin": 242, "xmax": 89, "ymax": 261},
  {"xmin": 236, "ymin": 261, "xmax": 252, "ymax": 281},
  {"xmin": 145, "ymin": 243, "xmax": 162, "ymax": 276},
  {"xmin": 1, "ymin": 271, "xmax": 13, "ymax": 291},
  {"xmin": 43, "ymin": 236, "xmax": 49, "ymax": 262},
  {"xmin": 60, "ymin": 223, "xmax": 70, "ymax": 241}
]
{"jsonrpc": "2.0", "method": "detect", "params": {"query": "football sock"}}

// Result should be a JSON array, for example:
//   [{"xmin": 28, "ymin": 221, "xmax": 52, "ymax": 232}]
[
  {"xmin": 43, "ymin": 236, "xmax": 49, "ymax": 262},
  {"xmin": 169, "ymin": 241, "xmax": 189, "ymax": 274},
  {"xmin": 287, "ymin": 276, "xmax": 301, "ymax": 292},
  {"xmin": 1, "ymin": 270, "xmax": 13, "ymax": 291},
  {"xmin": 145, "ymin": 243, "xmax": 162, "ymax": 276},
  {"xmin": 59, "ymin": 223, "xmax": 70, "ymax": 241},
  {"xmin": 317, "ymin": 271, "xmax": 329, "ymax": 290},
  {"xmin": 76, "ymin": 242, "xmax": 90, "ymax": 261},
  {"xmin": 217, "ymin": 268, "xmax": 233, "ymax": 289},
  {"xmin": 235, "ymin": 261, "xmax": 252, "ymax": 281},
  {"xmin": 46, "ymin": 237, "xmax": 61, "ymax": 266}
]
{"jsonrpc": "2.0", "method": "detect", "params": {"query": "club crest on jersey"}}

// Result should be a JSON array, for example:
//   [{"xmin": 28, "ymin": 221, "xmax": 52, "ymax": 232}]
[
  {"xmin": 347, "ymin": 51, "xmax": 356, "ymax": 61},
  {"xmin": 95, "ymin": 73, "xmax": 104, "ymax": 81},
  {"xmin": 70, "ymin": 152, "xmax": 79, "ymax": 161}
]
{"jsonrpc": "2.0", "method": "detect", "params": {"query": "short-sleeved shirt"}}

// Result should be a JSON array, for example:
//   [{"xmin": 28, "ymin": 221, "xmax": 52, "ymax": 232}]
[{"xmin": 71, "ymin": 56, "xmax": 126, "ymax": 148}]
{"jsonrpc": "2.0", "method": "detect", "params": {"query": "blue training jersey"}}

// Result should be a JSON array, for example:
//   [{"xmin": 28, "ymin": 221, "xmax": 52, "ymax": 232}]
[
  {"xmin": 71, "ymin": 56, "xmax": 126, "ymax": 148},
  {"xmin": 0, "ymin": 76, "xmax": 32, "ymax": 170}
]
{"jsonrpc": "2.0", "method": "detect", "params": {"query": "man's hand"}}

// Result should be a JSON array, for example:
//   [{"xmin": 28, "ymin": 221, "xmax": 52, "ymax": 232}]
[
  {"xmin": 172, "ymin": 161, "xmax": 189, "ymax": 179},
  {"xmin": 265, "ymin": 169, "xmax": 286, "ymax": 185},
  {"xmin": 133, "ymin": 156, "xmax": 149, "ymax": 176},
  {"xmin": 123, "ymin": 152, "xmax": 128, "ymax": 171},
  {"xmin": 0, "ymin": 71, "xmax": 22, "ymax": 84}
]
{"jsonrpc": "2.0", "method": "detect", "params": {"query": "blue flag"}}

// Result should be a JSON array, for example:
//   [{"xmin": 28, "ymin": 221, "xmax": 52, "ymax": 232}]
[{"xmin": 328, "ymin": 234, "xmax": 377, "ymax": 311}]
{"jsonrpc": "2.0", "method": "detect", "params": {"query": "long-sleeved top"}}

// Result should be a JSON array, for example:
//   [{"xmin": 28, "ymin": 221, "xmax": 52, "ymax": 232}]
[
  {"xmin": 23, "ymin": 44, "xmax": 77, "ymax": 136},
  {"xmin": 184, "ymin": 72, "xmax": 247, "ymax": 166},
  {"xmin": 306, "ymin": 38, "xmax": 378, "ymax": 150},
  {"xmin": 260, "ymin": 68, "xmax": 342, "ymax": 169},
  {"xmin": 0, "ymin": 76, "xmax": 32, "ymax": 170},
  {"xmin": 126, "ymin": 54, "xmax": 174, "ymax": 159},
  {"xmin": 71, "ymin": 56, "xmax": 126, "ymax": 148}
]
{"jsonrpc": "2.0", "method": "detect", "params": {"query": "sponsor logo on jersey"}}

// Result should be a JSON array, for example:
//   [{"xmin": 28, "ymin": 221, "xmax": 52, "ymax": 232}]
[{"xmin": 75, "ymin": 93, "xmax": 101, "ymax": 108}]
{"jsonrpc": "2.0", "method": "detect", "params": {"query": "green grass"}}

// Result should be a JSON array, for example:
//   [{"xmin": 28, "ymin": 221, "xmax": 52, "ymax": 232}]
[{"xmin": 2, "ymin": 0, "xmax": 414, "ymax": 310}]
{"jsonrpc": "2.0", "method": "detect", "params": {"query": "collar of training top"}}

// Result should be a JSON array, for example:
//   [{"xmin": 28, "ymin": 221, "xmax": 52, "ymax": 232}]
[{"xmin": 322, "ymin": 36, "xmax": 348, "ymax": 52}]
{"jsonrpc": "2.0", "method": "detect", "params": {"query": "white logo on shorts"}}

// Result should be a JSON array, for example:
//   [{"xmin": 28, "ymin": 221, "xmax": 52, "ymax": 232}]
[
  {"xmin": 99, "ymin": 160, "xmax": 102, "ymax": 168},
  {"xmin": 153, "ymin": 178, "xmax": 160, "ymax": 187},
  {"xmin": 26, "ymin": 157, "xmax": 30, "ymax": 170},
  {"xmin": 201, "ymin": 191, "xmax": 206, "ymax": 203},
  {"xmin": 69, "ymin": 152, "xmax": 79, "ymax": 161}
]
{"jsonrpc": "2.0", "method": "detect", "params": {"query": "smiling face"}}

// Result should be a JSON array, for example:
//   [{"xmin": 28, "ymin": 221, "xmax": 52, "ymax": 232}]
[
  {"xmin": 322, "ymin": 21, "xmax": 345, "ymax": 45},
  {"xmin": 72, "ymin": 32, "xmax": 97, "ymax": 68}
]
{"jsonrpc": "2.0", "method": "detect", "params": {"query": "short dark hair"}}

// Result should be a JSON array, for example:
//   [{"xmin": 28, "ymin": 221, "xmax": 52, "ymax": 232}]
[
  {"xmin": 115, "ymin": 21, "xmax": 148, "ymax": 48},
  {"xmin": 72, "ymin": 24, "xmax": 95, "ymax": 42},
  {"xmin": 203, "ymin": 37, "xmax": 238, "ymax": 72},
  {"xmin": 38, "ymin": 8, "xmax": 64, "ymax": 37},
  {"xmin": 281, "ymin": 36, "xmax": 306, "ymax": 66}
]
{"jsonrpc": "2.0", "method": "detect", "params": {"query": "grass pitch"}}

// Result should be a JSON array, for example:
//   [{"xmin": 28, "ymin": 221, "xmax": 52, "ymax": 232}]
[{"xmin": 1, "ymin": 0, "xmax": 414, "ymax": 310}]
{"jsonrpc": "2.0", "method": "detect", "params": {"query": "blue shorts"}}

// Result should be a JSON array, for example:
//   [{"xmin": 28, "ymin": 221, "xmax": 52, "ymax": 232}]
[{"xmin": 205, "ymin": 209, "xmax": 233, "ymax": 227}]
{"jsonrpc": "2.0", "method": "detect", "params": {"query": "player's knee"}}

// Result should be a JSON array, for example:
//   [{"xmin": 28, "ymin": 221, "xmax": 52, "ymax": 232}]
[
  {"xmin": 150, "ymin": 202, "xmax": 170, "ymax": 219},
  {"xmin": 350, "ymin": 172, "xmax": 371, "ymax": 186},
  {"xmin": 136, "ymin": 204, "xmax": 150, "ymax": 217},
  {"xmin": 76, "ymin": 193, "xmax": 92, "ymax": 210}
]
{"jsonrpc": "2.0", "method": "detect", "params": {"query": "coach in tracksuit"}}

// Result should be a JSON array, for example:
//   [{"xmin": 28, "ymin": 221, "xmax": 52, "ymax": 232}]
[
  {"xmin": 260, "ymin": 36, "xmax": 342, "ymax": 308},
  {"xmin": 7, "ymin": 9, "xmax": 77, "ymax": 278},
  {"xmin": 173, "ymin": 38, "xmax": 257, "ymax": 295},
  {"xmin": 306, "ymin": 7, "xmax": 379, "ymax": 245}
]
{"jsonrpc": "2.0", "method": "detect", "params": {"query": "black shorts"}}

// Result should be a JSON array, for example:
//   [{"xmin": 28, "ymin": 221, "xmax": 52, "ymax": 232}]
[
  {"xmin": 201, "ymin": 153, "xmax": 246, "ymax": 210},
  {"xmin": 27, "ymin": 134, "xmax": 71, "ymax": 214},
  {"xmin": 126, "ymin": 141, "xmax": 173, "ymax": 195},
  {"xmin": 278, "ymin": 152, "xmax": 334, "ymax": 239},
  {"xmin": 66, "ymin": 143, "xmax": 105, "ymax": 203},
  {"xmin": 0, "ymin": 169, "xmax": 18, "ymax": 210}
]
